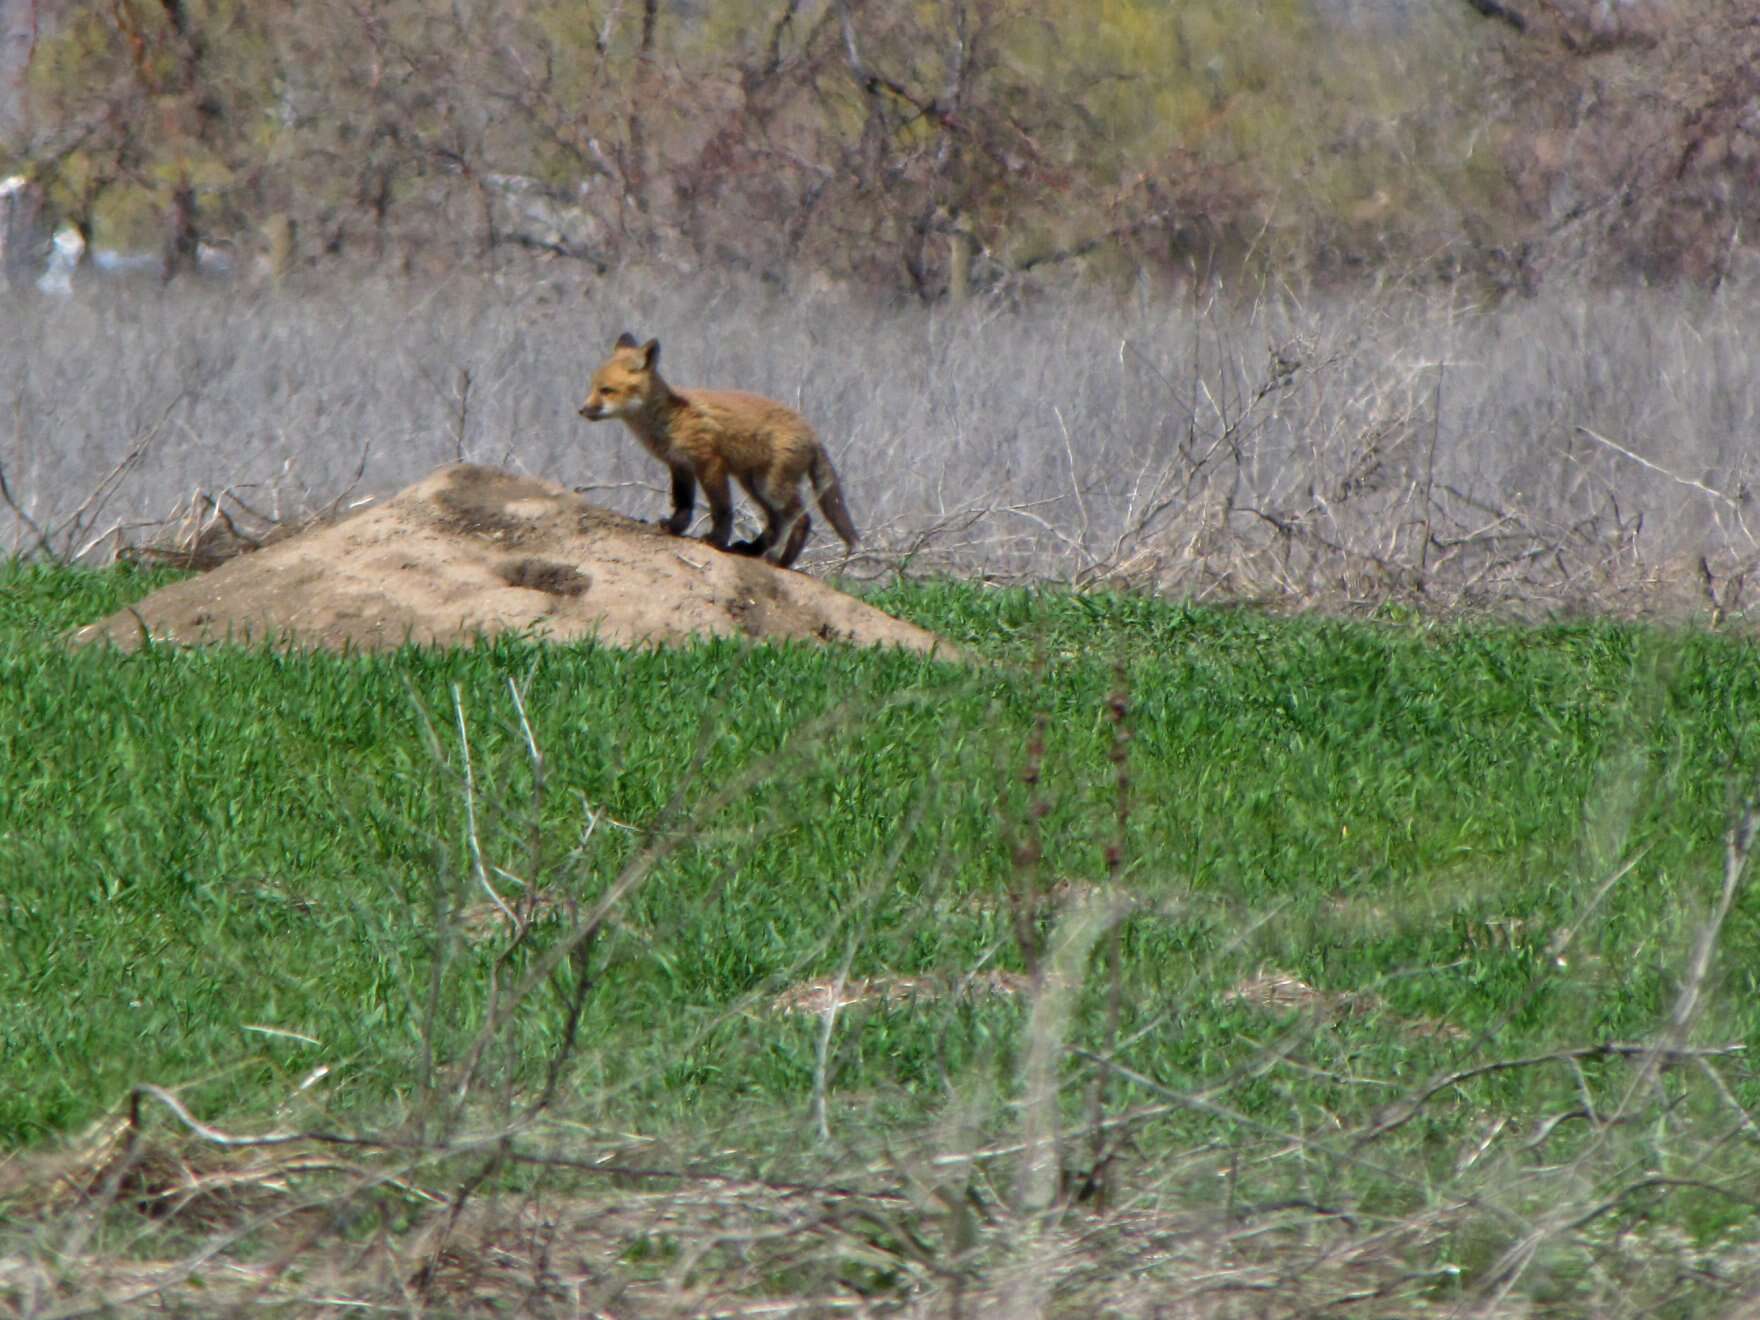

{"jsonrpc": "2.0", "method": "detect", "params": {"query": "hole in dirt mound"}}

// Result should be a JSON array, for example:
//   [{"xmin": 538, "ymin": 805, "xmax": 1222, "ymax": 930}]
[{"xmin": 498, "ymin": 557, "xmax": 591, "ymax": 598}]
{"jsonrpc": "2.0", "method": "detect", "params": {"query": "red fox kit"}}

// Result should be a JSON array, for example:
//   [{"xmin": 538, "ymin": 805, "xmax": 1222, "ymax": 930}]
[{"xmin": 577, "ymin": 333, "xmax": 858, "ymax": 569}]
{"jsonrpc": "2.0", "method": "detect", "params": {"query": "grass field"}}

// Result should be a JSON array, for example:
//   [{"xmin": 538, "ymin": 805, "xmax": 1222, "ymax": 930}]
[{"xmin": 5, "ymin": 561, "xmax": 1760, "ymax": 1313}]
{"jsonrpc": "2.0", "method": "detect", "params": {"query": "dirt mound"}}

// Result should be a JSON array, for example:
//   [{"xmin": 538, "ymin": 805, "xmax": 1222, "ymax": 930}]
[{"xmin": 71, "ymin": 464, "xmax": 957, "ymax": 657}]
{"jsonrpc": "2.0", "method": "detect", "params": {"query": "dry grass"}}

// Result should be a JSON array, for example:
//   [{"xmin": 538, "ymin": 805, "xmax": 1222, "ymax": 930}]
[
  {"xmin": 0, "ymin": 1149, "xmax": 1489, "ymax": 1316},
  {"xmin": 770, "ymin": 970, "xmax": 1030, "ymax": 1016},
  {"xmin": 4, "ymin": 270, "xmax": 1759, "ymax": 617},
  {"xmin": 6, "ymin": 1036, "xmax": 1759, "ymax": 1317},
  {"xmin": 1224, "ymin": 968, "xmax": 1469, "ymax": 1041}
]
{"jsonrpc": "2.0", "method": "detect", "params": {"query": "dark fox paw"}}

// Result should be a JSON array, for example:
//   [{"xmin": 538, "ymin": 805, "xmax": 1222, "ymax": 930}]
[{"xmin": 727, "ymin": 539, "xmax": 768, "ymax": 557}]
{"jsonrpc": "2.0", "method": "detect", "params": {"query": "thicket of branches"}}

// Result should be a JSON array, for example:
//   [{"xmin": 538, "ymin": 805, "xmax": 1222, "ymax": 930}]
[{"xmin": 3, "ymin": 0, "xmax": 1757, "ymax": 298}]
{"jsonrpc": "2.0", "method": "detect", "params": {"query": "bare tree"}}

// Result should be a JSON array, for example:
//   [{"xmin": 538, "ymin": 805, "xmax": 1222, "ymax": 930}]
[{"xmin": 1468, "ymin": 0, "xmax": 1760, "ymax": 287}]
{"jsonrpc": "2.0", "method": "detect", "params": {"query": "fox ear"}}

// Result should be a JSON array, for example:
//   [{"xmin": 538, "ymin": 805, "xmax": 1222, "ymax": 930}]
[
  {"xmin": 615, "ymin": 331, "xmax": 640, "ymax": 350},
  {"xmin": 640, "ymin": 338, "xmax": 660, "ymax": 370}
]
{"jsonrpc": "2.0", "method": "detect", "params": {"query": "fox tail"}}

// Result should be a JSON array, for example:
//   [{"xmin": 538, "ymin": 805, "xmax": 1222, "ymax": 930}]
[{"xmin": 810, "ymin": 449, "xmax": 859, "ymax": 549}]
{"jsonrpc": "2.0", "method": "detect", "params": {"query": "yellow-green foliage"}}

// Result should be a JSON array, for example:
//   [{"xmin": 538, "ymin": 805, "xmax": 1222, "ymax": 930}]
[
  {"xmin": 1008, "ymin": 0, "xmax": 1463, "ymax": 230},
  {"xmin": 10, "ymin": 0, "xmax": 1520, "ymax": 279},
  {"xmin": 26, "ymin": 0, "xmax": 283, "ymax": 241},
  {"xmin": 27, "ymin": 7, "xmax": 133, "ymax": 111}
]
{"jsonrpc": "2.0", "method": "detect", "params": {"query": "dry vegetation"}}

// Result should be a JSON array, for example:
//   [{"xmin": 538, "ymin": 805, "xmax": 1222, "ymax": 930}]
[{"xmin": 4, "ymin": 271, "xmax": 1759, "ymax": 619}]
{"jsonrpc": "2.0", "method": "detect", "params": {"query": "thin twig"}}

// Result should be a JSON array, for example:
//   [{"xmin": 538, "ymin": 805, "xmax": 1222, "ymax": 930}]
[
  {"xmin": 454, "ymin": 684, "xmax": 518, "ymax": 931},
  {"xmin": 1575, "ymin": 424, "xmax": 1756, "ymax": 548}
]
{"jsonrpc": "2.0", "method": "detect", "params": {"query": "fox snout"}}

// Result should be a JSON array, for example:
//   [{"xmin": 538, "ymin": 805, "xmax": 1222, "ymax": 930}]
[{"xmin": 578, "ymin": 401, "xmax": 603, "ymax": 420}]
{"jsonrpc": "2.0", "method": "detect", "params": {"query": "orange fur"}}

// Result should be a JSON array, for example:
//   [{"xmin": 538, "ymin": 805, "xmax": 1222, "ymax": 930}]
[{"xmin": 578, "ymin": 333, "xmax": 858, "ymax": 568}]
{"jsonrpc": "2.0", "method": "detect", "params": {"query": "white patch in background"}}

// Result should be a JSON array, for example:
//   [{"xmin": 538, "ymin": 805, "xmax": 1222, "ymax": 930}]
[{"xmin": 37, "ymin": 226, "xmax": 85, "ymax": 296}]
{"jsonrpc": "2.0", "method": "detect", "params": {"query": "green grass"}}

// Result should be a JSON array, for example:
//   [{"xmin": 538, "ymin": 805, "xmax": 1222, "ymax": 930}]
[{"xmin": 5, "ymin": 560, "xmax": 1760, "ymax": 1304}]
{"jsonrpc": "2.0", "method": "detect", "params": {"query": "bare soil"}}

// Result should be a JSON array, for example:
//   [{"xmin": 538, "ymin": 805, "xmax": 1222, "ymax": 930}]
[{"xmin": 69, "ymin": 464, "xmax": 957, "ymax": 657}]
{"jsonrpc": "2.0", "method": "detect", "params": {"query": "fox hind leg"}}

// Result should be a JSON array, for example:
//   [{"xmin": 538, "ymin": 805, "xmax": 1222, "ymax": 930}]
[
  {"xmin": 774, "ymin": 506, "xmax": 811, "ymax": 567},
  {"xmin": 730, "ymin": 471, "xmax": 781, "ymax": 558},
  {"xmin": 739, "ymin": 471, "xmax": 812, "ymax": 566},
  {"xmin": 728, "ymin": 472, "xmax": 771, "ymax": 557},
  {"xmin": 756, "ymin": 494, "xmax": 811, "ymax": 568}
]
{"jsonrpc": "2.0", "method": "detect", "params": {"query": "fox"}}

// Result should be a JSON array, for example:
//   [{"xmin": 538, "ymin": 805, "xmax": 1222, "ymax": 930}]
[{"xmin": 577, "ymin": 333, "xmax": 859, "ymax": 569}]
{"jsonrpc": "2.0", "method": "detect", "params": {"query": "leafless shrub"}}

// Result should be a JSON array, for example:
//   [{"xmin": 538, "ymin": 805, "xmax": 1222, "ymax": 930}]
[
  {"xmin": 115, "ymin": 442, "xmax": 373, "ymax": 570},
  {"xmin": 1462, "ymin": 0, "xmax": 1760, "ymax": 290}
]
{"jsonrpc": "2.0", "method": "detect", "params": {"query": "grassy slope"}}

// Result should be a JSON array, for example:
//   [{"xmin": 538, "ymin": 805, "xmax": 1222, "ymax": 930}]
[{"xmin": 5, "ymin": 563, "xmax": 1760, "ymax": 1254}]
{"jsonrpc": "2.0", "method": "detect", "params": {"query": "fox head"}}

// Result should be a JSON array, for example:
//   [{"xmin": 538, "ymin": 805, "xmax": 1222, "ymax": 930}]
[{"xmin": 579, "ymin": 333, "xmax": 661, "ymax": 421}]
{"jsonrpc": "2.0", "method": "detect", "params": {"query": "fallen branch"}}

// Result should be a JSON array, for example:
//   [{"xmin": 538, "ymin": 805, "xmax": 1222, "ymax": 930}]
[{"xmin": 1356, "ymin": 1041, "xmax": 1747, "ymax": 1144}]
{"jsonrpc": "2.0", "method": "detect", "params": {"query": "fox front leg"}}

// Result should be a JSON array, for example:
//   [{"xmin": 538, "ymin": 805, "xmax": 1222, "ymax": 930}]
[
  {"xmin": 698, "ymin": 463, "xmax": 736, "ymax": 551},
  {"xmin": 663, "ymin": 465, "xmax": 695, "ymax": 536}
]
